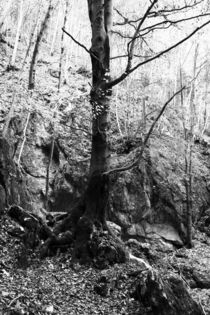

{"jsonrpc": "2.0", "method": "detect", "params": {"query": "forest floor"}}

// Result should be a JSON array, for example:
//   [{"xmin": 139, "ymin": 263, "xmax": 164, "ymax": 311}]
[{"xmin": 1, "ymin": 214, "xmax": 210, "ymax": 315}]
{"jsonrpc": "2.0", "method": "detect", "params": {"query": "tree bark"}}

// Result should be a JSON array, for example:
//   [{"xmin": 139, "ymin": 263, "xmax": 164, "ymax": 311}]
[
  {"xmin": 72, "ymin": 0, "xmax": 115, "ymax": 259},
  {"xmin": 8, "ymin": 0, "xmax": 23, "ymax": 70},
  {"xmin": 58, "ymin": 0, "xmax": 69, "ymax": 91},
  {"xmin": 83, "ymin": 0, "xmax": 112, "ymax": 220},
  {"xmin": 28, "ymin": 2, "xmax": 53, "ymax": 90},
  {"xmin": 21, "ymin": 5, "xmax": 41, "ymax": 70}
]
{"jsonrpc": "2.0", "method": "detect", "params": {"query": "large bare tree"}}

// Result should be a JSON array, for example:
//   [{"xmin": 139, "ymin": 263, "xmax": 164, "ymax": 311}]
[{"xmin": 41, "ymin": 0, "xmax": 210, "ymax": 260}]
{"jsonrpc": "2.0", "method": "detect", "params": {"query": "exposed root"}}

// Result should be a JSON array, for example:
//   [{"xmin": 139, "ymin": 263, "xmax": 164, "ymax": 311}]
[
  {"xmin": 7, "ymin": 204, "xmax": 149, "ymax": 269},
  {"xmin": 129, "ymin": 253, "xmax": 152, "ymax": 270}
]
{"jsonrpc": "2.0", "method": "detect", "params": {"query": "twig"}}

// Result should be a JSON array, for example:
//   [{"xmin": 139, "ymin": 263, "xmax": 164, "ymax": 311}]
[
  {"xmin": 113, "ymin": 1, "xmax": 203, "ymax": 27},
  {"xmin": 62, "ymin": 27, "xmax": 90, "ymax": 54},
  {"xmin": 126, "ymin": 0, "xmax": 158, "ymax": 72},
  {"xmin": 62, "ymin": 27, "xmax": 99, "ymax": 61},
  {"xmin": 104, "ymin": 87, "xmax": 185, "ymax": 175},
  {"xmin": 140, "ymin": 13, "xmax": 210, "ymax": 36},
  {"xmin": 8, "ymin": 294, "xmax": 24, "ymax": 308},
  {"xmin": 65, "ymin": 124, "xmax": 92, "ymax": 136},
  {"xmin": 107, "ymin": 18, "xmax": 210, "ymax": 88}
]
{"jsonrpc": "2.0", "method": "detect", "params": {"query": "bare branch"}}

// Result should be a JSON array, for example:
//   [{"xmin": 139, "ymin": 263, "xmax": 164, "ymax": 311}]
[
  {"xmin": 112, "ymin": 30, "xmax": 133, "ymax": 39},
  {"xmin": 111, "ymin": 53, "xmax": 151, "ymax": 60},
  {"xmin": 62, "ymin": 28, "xmax": 99, "ymax": 62},
  {"xmin": 113, "ymin": 0, "xmax": 204, "ymax": 27},
  {"xmin": 149, "ymin": 0, "xmax": 204, "ymax": 17},
  {"xmin": 114, "ymin": 8, "xmax": 136, "ymax": 29},
  {"xmin": 62, "ymin": 27, "xmax": 90, "ymax": 54},
  {"xmin": 113, "ymin": 13, "xmax": 210, "ymax": 41},
  {"xmin": 126, "ymin": 0, "xmax": 158, "ymax": 72},
  {"xmin": 104, "ymin": 87, "xmax": 185, "ymax": 175},
  {"xmin": 107, "ymin": 19, "xmax": 210, "ymax": 89},
  {"xmin": 140, "ymin": 13, "xmax": 210, "ymax": 36}
]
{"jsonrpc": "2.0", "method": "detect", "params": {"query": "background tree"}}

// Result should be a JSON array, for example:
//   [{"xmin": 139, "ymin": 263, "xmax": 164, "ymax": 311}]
[
  {"xmin": 8, "ymin": 0, "xmax": 24, "ymax": 70},
  {"xmin": 28, "ymin": 1, "xmax": 53, "ymax": 89}
]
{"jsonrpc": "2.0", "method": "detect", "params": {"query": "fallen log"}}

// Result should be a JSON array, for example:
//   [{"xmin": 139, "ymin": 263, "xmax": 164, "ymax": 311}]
[
  {"xmin": 8, "ymin": 205, "xmax": 74, "ymax": 255},
  {"xmin": 8, "ymin": 205, "xmax": 52, "ymax": 242}
]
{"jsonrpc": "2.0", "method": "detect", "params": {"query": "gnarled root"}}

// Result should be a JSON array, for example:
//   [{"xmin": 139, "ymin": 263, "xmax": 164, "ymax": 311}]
[
  {"xmin": 39, "ymin": 202, "xmax": 85, "ymax": 257},
  {"xmin": 73, "ymin": 215, "xmax": 128, "ymax": 267},
  {"xmin": 8, "ymin": 204, "xmax": 128, "ymax": 266}
]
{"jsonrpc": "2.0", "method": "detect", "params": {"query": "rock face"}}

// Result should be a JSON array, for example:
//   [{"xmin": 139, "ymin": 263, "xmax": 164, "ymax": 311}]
[
  {"xmin": 132, "ymin": 270, "xmax": 203, "ymax": 315},
  {"xmin": 0, "ymin": 137, "xmax": 32, "ymax": 214},
  {"xmin": 1, "ymin": 110, "xmax": 210, "ymax": 246},
  {"xmin": 0, "ymin": 65, "xmax": 210, "ymax": 246},
  {"xmin": 109, "ymin": 135, "xmax": 210, "ymax": 245}
]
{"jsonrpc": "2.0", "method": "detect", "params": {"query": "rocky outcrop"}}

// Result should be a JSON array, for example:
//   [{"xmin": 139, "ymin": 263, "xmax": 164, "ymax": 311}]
[
  {"xmin": 0, "ymin": 137, "xmax": 32, "ymax": 214},
  {"xmin": 132, "ymin": 270, "xmax": 204, "ymax": 315},
  {"xmin": 109, "ymin": 136, "xmax": 210, "ymax": 245},
  {"xmin": 1, "ymin": 107, "xmax": 210, "ymax": 247}
]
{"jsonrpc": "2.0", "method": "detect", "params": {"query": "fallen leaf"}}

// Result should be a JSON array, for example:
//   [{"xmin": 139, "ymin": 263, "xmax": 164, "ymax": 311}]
[
  {"xmin": 3, "ymin": 269, "xmax": 10, "ymax": 277},
  {"xmin": 46, "ymin": 305, "xmax": 54, "ymax": 313},
  {"xmin": 2, "ymin": 291, "xmax": 10, "ymax": 297}
]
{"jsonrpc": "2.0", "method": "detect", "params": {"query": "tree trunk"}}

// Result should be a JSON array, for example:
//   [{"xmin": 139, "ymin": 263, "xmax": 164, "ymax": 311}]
[
  {"xmin": 185, "ymin": 44, "xmax": 198, "ymax": 248},
  {"xmin": 73, "ymin": 0, "xmax": 115, "ymax": 258},
  {"xmin": 0, "ymin": 0, "xmax": 13, "ymax": 30},
  {"xmin": 28, "ymin": 2, "xmax": 53, "ymax": 90},
  {"xmin": 8, "ymin": 0, "xmax": 23, "ymax": 70},
  {"xmin": 179, "ymin": 66, "xmax": 193, "ymax": 248},
  {"xmin": 21, "ymin": 5, "xmax": 41, "ymax": 70},
  {"xmin": 50, "ymin": 0, "xmax": 61, "ymax": 56},
  {"xmin": 58, "ymin": 0, "xmax": 69, "ymax": 91},
  {"xmin": 84, "ymin": 0, "xmax": 112, "ymax": 217}
]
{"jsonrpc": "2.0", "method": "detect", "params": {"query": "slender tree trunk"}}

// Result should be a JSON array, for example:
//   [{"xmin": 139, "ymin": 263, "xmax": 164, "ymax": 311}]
[
  {"xmin": 201, "ymin": 61, "xmax": 209, "ymax": 136},
  {"xmin": 45, "ymin": 1, "xmax": 69, "ymax": 210},
  {"xmin": 189, "ymin": 43, "xmax": 198, "ymax": 130},
  {"xmin": 58, "ymin": 0, "xmax": 69, "ymax": 91},
  {"xmin": 185, "ymin": 141, "xmax": 193, "ymax": 248},
  {"xmin": 50, "ymin": 0, "xmax": 61, "ymax": 56},
  {"xmin": 21, "ymin": 5, "xmax": 41, "ymax": 70},
  {"xmin": 8, "ymin": 0, "xmax": 24, "ymax": 69},
  {"xmin": 115, "ymin": 87, "xmax": 124, "ymax": 139},
  {"xmin": 180, "ymin": 66, "xmax": 193, "ymax": 248},
  {"xmin": 28, "ymin": 2, "xmax": 53, "ymax": 90},
  {"xmin": 186, "ymin": 44, "xmax": 198, "ymax": 248},
  {"xmin": 0, "ymin": 0, "xmax": 13, "ymax": 30}
]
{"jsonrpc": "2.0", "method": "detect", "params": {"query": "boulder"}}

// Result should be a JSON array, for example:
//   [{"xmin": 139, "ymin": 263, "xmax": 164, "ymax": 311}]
[
  {"xmin": 132, "ymin": 270, "xmax": 204, "ymax": 315},
  {"xmin": 193, "ymin": 271, "xmax": 210, "ymax": 289},
  {"xmin": 145, "ymin": 223, "xmax": 184, "ymax": 246}
]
